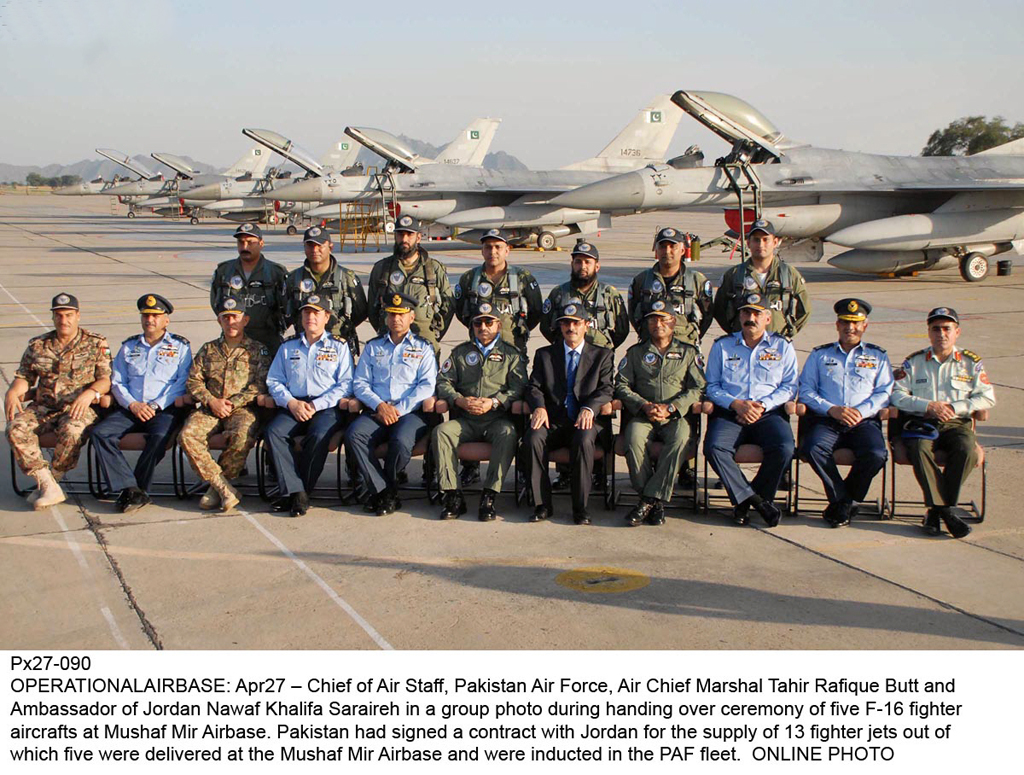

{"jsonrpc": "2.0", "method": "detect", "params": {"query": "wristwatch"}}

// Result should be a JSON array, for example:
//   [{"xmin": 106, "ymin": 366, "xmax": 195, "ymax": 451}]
[
  {"xmin": 490, "ymin": 397, "xmax": 499, "ymax": 410},
  {"xmin": 93, "ymin": 390, "xmax": 101, "ymax": 403}
]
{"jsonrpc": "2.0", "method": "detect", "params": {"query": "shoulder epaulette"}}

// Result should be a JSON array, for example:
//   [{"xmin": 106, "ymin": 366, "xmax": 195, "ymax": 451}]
[
  {"xmin": 863, "ymin": 342, "xmax": 887, "ymax": 353},
  {"xmin": 811, "ymin": 342, "xmax": 833, "ymax": 352},
  {"xmin": 713, "ymin": 333, "xmax": 732, "ymax": 342},
  {"xmin": 168, "ymin": 333, "xmax": 189, "ymax": 345},
  {"xmin": 80, "ymin": 328, "xmax": 105, "ymax": 340},
  {"xmin": 960, "ymin": 348, "xmax": 981, "ymax": 362},
  {"xmin": 121, "ymin": 334, "xmax": 140, "ymax": 345},
  {"xmin": 28, "ymin": 332, "xmax": 49, "ymax": 344},
  {"xmin": 907, "ymin": 347, "xmax": 930, "ymax": 360},
  {"xmin": 282, "ymin": 333, "xmax": 302, "ymax": 343}
]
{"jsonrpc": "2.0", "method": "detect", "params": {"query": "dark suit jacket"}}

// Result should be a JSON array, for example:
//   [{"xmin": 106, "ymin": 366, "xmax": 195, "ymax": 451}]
[{"xmin": 527, "ymin": 341, "xmax": 615, "ymax": 423}]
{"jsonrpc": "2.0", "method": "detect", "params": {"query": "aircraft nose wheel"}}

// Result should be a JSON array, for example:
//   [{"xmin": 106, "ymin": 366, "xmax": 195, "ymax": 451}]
[
  {"xmin": 959, "ymin": 252, "xmax": 989, "ymax": 282},
  {"xmin": 189, "ymin": 216, "xmax": 199, "ymax": 225},
  {"xmin": 126, "ymin": 211, "xmax": 136, "ymax": 219},
  {"xmin": 536, "ymin": 231, "xmax": 556, "ymax": 250},
  {"xmin": 286, "ymin": 225, "xmax": 297, "ymax": 235}
]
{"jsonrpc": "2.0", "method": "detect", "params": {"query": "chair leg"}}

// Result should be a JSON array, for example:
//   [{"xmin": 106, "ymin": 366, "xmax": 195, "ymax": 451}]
[
  {"xmin": 889, "ymin": 457, "xmax": 897, "ymax": 519},
  {"xmin": 793, "ymin": 456, "xmax": 801, "ymax": 516}
]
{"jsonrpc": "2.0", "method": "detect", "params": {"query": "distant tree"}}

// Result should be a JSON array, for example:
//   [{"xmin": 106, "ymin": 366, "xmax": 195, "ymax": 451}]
[
  {"xmin": 58, "ymin": 174, "xmax": 81, "ymax": 187},
  {"xmin": 922, "ymin": 116, "xmax": 1024, "ymax": 156},
  {"xmin": 25, "ymin": 172, "xmax": 44, "ymax": 186}
]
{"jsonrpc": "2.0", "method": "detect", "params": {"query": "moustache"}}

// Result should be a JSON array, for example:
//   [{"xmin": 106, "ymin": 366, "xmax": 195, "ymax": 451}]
[{"xmin": 742, "ymin": 321, "xmax": 757, "ymax": 328}]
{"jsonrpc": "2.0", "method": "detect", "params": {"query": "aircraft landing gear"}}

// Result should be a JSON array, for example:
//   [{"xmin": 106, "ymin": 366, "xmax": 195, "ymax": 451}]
[
  {"xmin": 537, "ymin": 231, "xmax": 556, "ymax": 250},
  {"xmin": 126, "ymin": 210, "xmax": 136, "ymax": 219},
  {"xmin": 959, "ymin": 252, "xmax": 989, "ymax": 282},
  {"xmin": 189, "ymin": 216, "xmax": 199, "ymax": 225},
  {"xmin": 286, "ymin": 225, "xmax": 297, "ymax": 235}
]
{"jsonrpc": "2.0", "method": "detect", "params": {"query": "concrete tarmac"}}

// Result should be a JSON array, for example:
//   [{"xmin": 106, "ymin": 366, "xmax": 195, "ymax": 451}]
[{"xmin": 1, "ymin": 194, "xmax": 1021, "ymax": 650}]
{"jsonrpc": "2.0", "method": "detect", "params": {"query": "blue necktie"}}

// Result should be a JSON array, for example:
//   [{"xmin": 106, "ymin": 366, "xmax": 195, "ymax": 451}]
[{"xmin": 565, "ymin": 350, "xmax": 579, "ymax": 419}]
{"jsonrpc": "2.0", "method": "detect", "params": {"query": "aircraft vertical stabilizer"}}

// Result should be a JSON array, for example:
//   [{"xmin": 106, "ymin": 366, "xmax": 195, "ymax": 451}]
[
  {"xmin": 974, "ymin": 137, "xmax": 1024, "ymax": 156},
  {"xmin": 559, "ymin": 95, "xmax": 682, "ymax": 172},
  {"xmin": 320, "ymin": 139, "xmax": 360, "ymax": 172},
  {"xmin": 224, "ymin": 146, "xmax": 271, "ymax": 178},
  {"xmin": 436, "ymin": 118, "xmax": 501, "ymax": 166}
]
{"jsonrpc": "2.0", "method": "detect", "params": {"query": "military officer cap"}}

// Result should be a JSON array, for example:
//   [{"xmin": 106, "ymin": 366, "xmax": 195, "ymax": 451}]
[
  {"xmin": 50, "ymin": 292, "xmax": 79, "ymax": 311},
  {"xmin": 300, "ymin": 294, "xmax": 334, "ymax": 313},
  {"xmin": 746, "ymin": 218, "xmax": 776, "ymax": 237},
  {"xmin": 572, "ymin": 241, "xmax": 599, "ymax": 260},
  {"xmin": 383, "ymin": 291, "xmax": 418, "ymax": 314},
  {"xmin": 138, "ymin": 294, "xmax": 174, "ymax": 315},
  {"xmin": 737, "ymin": 293, "xmax": 768, "ymax": 312},
  {"xmin": 215, "ymin": 296, "xmax": 245, "ymax": 317},
  {"xmin": 480, "ymin": 228, "xmax": 509, "ymax": 245},
  {"xmin": 556, "ymin": 300, "xmax": 594, "ymax": 323},
  {"xmin": 653, "ymin": 227, "xmax": 684, "ymax": 247},
  {"xmin": 642, "ymin": 299, "xmax": 676, "ymax": 319},
  {"xmin": 393, "ymin": 215, "xmax": 422, "ymax": 234},
  {"xmin": 835, "ymin": 298, "xmax": 871, "ymax": 321},
  {"xmin": 232, "ymin": 222, "xmax": 263, "ymax": 240},
  {"xmin": 303, "ymin": 225, "xmax": 331, "ymax": 245},
  {"xmin": 471, "ymin": 301, "xmax": 500, "ymax": 322},
  {"xmin": 927, "ymin": 306, "xmax": 960, "ymax": 324}
]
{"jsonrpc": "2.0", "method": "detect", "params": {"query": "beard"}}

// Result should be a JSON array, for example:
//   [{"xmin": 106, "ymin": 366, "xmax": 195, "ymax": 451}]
[
  {"xmin": 395, "ymin": 242, "xmax": 418, "ymax": 260},
  {"xmin": 571, "ymin": 269, "xmax": 594, "ymax": 286}
]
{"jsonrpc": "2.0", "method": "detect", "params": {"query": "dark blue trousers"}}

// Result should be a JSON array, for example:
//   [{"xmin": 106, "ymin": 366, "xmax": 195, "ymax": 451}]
[
  {"xmin": 92, "ymin": 407, "xmax": 182, "ymax": 493},
  {"xmin": 800, "ymin": 416, "xmax": 887, "ymax": 504},
  {"xmin": 263, "ymin": 407, "xmax": 345, "ymax": 497},
  {"xmin": 704, "ymin": 409, "xmax": 794, "ymax": 506},
  {"xmin": 344, "ymin": 411, "xmax": 428, "ymax": 496}
]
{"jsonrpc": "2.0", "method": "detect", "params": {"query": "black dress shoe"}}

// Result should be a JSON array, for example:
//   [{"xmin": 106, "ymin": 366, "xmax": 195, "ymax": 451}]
[
  {"xmin": 289, "ymin": 491, "xmax": 309, "ymax": 517},
  {"xmin": 376, "ymin": 490, "xmax": 400, "ymax": 516},
  {"xmin": 830, "ymin": 500, "xmax": 852, "ymax": 528},
  {"xmin": 551, "ymin": 471, "xmax": 571, "ymax": 491},
  {"xmin": 645, "ymin": 501, "xmax": 666, "ymax": 526},
  {"xmin": 478, "ymin": 491, "xmax": 498, "ymax": 522},
  {"xmin": 439, "ymin": 491, "xmax": 467, "ymax": 520},
  {"xmin": 754, "ymin": 498, "xmax": 781, "ymax": 528},
  {"xmin": 732, "ymin": 502, "xmax": 751, "ymax": 526},
  {"xmin": 530, "ymin": 505, "xmax": 552, "ymax": 523},
  {"xmin": 939, "ymin": 507, "xmax": 972, "ymax": 539},
  {"xmin": 677, "ymin": 466, "xmax": 696, "ymax": 487},
  {"xmin": 271, "ymin": 496, "xmax": 290, "ymax": 513},
  {"xmin": 362, "ymin": 492, "xmax": 380, "ymax": 513},
  {"xmin": 922, "ymin": 508, "xmax": 943, "ymax": 536},
  {"xmin": 115, "ymin": 488, "xmax": 133, "ymax": 513},
  {"xmin": 121, "ymin": 487, "xmax": 150, "ymax": 514},
  {"xmin": 573, "ymin": 511, "xmax": 592, "ymax": 526},
  {"xmin": 460, "ymin": 463, "xmax": 481, "ymax": 487},
  {"xmin": 625, "ymin": 499, "xmax": 655, "ymax": 527}
]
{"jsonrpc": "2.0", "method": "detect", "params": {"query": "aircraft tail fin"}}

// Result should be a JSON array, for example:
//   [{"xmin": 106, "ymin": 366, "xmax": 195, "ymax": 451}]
[
  {"xmin": 560, "ymin": 95, "xmax": 682, "ymax": 172},
  {"xmin": 436, "ymin": 118, "xmax": 501, "ymax": 166},
  {"xmin": 225, "ymin": 146, "xmax": 271, "ymax": 178},
  {"xmin": 974, "ymin": 137, "xmax": 1024, "ymax": 156},
  {"xmin": 320, "ymin": 139, "xmax": 360, "ymax": 172}
]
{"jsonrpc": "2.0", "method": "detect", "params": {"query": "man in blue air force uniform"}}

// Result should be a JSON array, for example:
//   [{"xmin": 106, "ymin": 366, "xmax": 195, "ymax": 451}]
[
  {"xmin": 264, "ymin": 295, "xmax": 354, "ymax": 517},
  {"xmin": 92, "ymin": 294, "xmax": 192, "ymax": 513},
  {"xmin": 345, "ymin": 292, "xmax": 438, "ymax": 517},
  {"xmin": 798, "ymin": 298, "xmax": 893, "ymax": 527}
]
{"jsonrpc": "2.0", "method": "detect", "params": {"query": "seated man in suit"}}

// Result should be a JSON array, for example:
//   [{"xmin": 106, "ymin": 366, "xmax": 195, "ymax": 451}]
[
  {"xmin": 525, "ymin": 301, "xmax": 614, "ymax": 525},
  {"xmin": 704, "ymin": 294, "xmax": 798, "ymax": 528}
]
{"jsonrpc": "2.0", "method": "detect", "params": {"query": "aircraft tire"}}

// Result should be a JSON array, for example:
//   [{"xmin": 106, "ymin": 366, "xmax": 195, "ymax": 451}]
[
  {"xmin": 126, "ymin": 211, "xmax": 136, "ymax": 219},
  {"xmin": 960, "ymin": 253, "xmax": 989, "ymax": 282},
  {"xmin": 537, "ymin": 231, "xmax": 556, "ymax": 250},
  {"xmin": 286, "ymin": 225, "xmax": 297, "ymax": 235},
  {"xmin": 189, "ymin": 217, "xmax": 199, "ymax": 225}
]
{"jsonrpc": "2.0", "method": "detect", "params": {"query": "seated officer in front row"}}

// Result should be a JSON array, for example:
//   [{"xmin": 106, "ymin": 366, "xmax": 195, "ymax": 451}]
[
  {"xmin": 92, "ymin": 294, "xmax": 192, "ymax": 514},
  {"xmin": 704, "ymin": 294, "xmax": 797, "ymax": 527},
  {"xmin": 798, "ymin": 299, "xmax": 893, "ymax": 527},
  {"xmin": 433, "ymin": 301, "xmax": 527, "ymax": 522},
  {"xmin": 890, "ymin": 307, "xmax": 996, "ymax": 538},
  {"xmin": 614, "ymin": 300, "xmax": 706, "ymax": 527},
  {"xmin": 265, "ymin": 295, "xmax": 354, "ymax": 517},
  {"xmin": 346, "ymin": 293, "xmax": 438, "ymax": 517}
]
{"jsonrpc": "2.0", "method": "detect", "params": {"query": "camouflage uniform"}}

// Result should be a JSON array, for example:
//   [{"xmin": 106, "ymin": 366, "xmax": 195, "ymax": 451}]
[
  {"xmin": 179, "ymin": 335, "xmax": 270, "ymax": 483},
  {"xmin": 6, "ymin": 329, "xmax": 112, "ymax": 476}
]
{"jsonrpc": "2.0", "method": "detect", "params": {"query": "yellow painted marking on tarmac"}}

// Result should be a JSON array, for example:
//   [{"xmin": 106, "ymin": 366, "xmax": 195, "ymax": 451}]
[{"xmin": 555, "ymin": 566, "xmax": 650, "ymax": 594}]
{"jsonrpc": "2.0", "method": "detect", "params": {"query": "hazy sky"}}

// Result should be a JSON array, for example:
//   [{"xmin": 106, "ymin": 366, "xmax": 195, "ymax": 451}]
[{"xmin": 1, "ymin": 0, "xmax": 1021, "ymax": 168}]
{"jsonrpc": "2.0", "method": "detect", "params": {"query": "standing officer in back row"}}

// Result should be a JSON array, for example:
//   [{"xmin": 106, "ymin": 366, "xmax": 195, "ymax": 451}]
[
  {"xmin": 798, "ymin": 299, "xmax": 893, "ymax": 527},
  {"xmin": 433, "ymin": 301, "xmax": 527, "ymax": 522},
  {"xmin": 210, "ymin": 223, "xmax": 289, "ymax": 354},
  {"xmin": 890, "ymin": 307, "xmax": 996, "ymax": 539},
  {"xmin": 284, "ymin": 226, "xmax": 368, "ymax": 355},
  {"xmin": 712, "ymin": 219, "xmax": 810, "ymax": 339},
  {"xmin": 5, "ymin": 293, "xmax": 112, "ymax": 510},
  {"xmin": 628, "ymin": 227, "xmax": 714, "ymax": 346},
  {"xmin": 367, "ymin": 216, "xmax": 454, "ymax": 355},
  {"xmin": 541, "ymin": 241, "xmax": 628, "ymax": 351}
]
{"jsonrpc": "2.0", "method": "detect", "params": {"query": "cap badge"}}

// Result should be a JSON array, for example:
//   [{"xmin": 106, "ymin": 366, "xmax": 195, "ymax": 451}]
[
  {"xmin": 56, "ymin": 294, "xmax": 70, "ymax": 305},
  {"xmin": 240, "ymin": 223, "xmax": 253, "ymax": 232},
  {"xmin": 652, "ymin": 300, "xmax": 665, "ymax": 311},
  {"xmin": 848, "ymin": 300, "xmax": 858, "ymax": 312},
  {"xmin": 479, "ymin": 302, "xmax": 493, "ymax": 315},
  {"xmin": 392, "ymin": 294, "xmax": 402, "ymax": 307},
  {"xmin": 309, "ymin": 227, "xmax": 321, "ymax": 236},
  {"xmin": 564, "ymin": 304, "xmax": 577, "ymax": 316},
  {"xmin": 399, "ymin": 216, "xmax": 412, "ymax": 226},
  {"xmin": 578, "ymin": 243, "xmax": 591, "ymax": 252},
  {"xmin": 146, "ymin": 295, "xmax": 156, "ymax": 307},
  {"xmin": 223, "ymin": 298, "xmax": 238, "ymax": 310},
  {"xmin": 663, "ymin": 228, "xmax": 676, "ymax": 237}
]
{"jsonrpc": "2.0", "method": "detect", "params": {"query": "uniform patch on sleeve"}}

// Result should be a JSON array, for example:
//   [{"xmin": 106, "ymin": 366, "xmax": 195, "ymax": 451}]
[
  {"xmin": 453, "ymin": 284, "xmax": 462, "ymax": 299},
  {"xmin": 617, "ymin": 357, "xmax": 627, "ymax": 372},
  {"xmin": 542, "ymin": 298, "xmax": 552, "ymax": 314},
  {"xmin": 441, "ymin": 357, "xmax": 453, "ymax": 373}
]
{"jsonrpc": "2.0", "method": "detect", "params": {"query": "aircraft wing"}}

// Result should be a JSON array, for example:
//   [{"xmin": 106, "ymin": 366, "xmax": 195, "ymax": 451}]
[{"xmin": 895, "ymin": 181, "xmax": 1024, "ymax": 191}]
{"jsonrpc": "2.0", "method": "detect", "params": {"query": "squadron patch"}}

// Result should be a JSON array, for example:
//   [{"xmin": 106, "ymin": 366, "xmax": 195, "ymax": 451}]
[
  {"xmin": 229, "ymin": 276, "xmax": 244, "ymax": 290},
  {"xmin": 466, "ymin": 351, "xmax": 481, "ymax": 366},
  {"xmin": 390, "ymin": 270, "xmax": 405, "ymax": 285},
  {"xmin": 453, "ymin": 284, "xmax": 462, "ymax": 299},
  {"xmin": 56, "ymin": 294, "xmax": 70, "ymax": 305},
  {"xmin": 743, "ymin": 276, "xmax": 758, "ymax": 290},
  {"xmin": 643, "ymin": 352, "xmax": 658, "ymax": 365},
  {"xmin": 543, "ymin": 298, "xmax": 552, "ymax": 314},
  {"xmin": 703, "ymin": 280, "xmax": 712, "ymax": 295},
  {"xmin": 441, "ymin": 357, "xmax": 453, "ymax": 373},
  {"xmin": 308, "ymin": 226, "xmax": 322, "ymax": 237},
  {"xmin": 477, "ymin": 282, "xmax": 492, "ymax": 297},
  {"xmin": 651, "ymin": 280, "xmax": 663, "ymax": 293},
  {"xmin": 617, "ymin": 357, "xmax": 627, "ymax": 372},
  {"xmin": 300, "ymin": 279, "xmax": 315, "ymax": 293}
]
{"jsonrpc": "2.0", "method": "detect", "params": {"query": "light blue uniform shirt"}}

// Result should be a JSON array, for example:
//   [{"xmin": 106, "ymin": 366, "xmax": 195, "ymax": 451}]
[
  {"xmin": 354, "ymin": 331, "xmax": 437, "ymax": 415},
  {"xmin": 798, "ymin": 340, "xmax": 893, "ymax": 418},
  {"xmin": 111, "ymin": 332, "xmax": 192, "ymax": 410},
  {"xmin": 267, "ymin": 332, "xmax": 353, "ymax": 412},
  {"xmin": 706, "ymin": 331, "xmax": 797, "ymax": 412}
]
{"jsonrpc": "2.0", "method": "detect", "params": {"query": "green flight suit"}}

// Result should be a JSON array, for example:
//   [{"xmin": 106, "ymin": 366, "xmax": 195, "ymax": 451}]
[
  {"xmin": 454, "ymin": 263, "xmax": 542, "ymax": 357},
  {"xmin": 284, "ymin": 254, "xmax": 368, "ymax": 355},
  {"xmin": 627, "ymin": 263, "xmax": 714, "ymax": 346},
  {"xmin": 712, "ymin": 257, "xmax": 810, "ymax": 339},
  {"xmin": 367, "ymin": 247, "xmax": 454, "ymax": 354},
  {"xmin": 614, "ymin": 338, "xmax": 706, "ymax": 502},
  {"xmin": 210, "ymin": 256, "xmax": 289, "ymax": 353},
  {"xmin": 540, "ymin": 279, "xmax": 629, "ymax": 351},
  {"xmin": 432, "ymin": 337, "xmax": 527, "ymax": 493}
]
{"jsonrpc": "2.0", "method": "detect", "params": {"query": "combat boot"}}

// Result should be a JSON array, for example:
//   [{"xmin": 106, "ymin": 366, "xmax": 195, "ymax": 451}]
[
  {"xmin": 32, "ymin": 468, "xmax": 66, "ymax": 510},
  {"xmin": 198, "ymin": 485, "xmax": 221, "ymax": 510},
  {"xmin": 211, "ymin": 475, "xmax": 241, "ymax": 512},
  {"xmin": 27, "ymin": 470, "xmax": 63, "ymax": 506}
]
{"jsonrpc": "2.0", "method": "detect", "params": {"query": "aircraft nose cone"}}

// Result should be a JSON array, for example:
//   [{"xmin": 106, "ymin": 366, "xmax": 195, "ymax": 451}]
[
  {"xmin": 54, "ymin": 186, "xmax": 80, "ymax": 196},
  {"xmin": 184, "ymin": 182, "xmax": 224, "ymax": 201},
  {"xmin": 274, "ymin": 178, "xmax": 323, "ymax": 202},
  {"xmin": 552, "ymin": 172, "xmax": 645, "ymax": 211}
]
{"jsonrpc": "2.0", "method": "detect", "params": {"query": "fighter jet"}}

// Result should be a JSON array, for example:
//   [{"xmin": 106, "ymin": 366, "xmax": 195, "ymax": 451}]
[
  {"xmin": 552, "ymin": 90, "xmax": 1024, "ymax": 281},
  {"xmin": 266, "ymin": 98, "xmax": 689, "ymax": 249}
]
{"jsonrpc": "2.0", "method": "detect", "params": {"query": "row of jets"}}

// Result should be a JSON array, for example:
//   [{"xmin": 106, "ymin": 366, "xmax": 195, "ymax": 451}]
[{"xmin": 58, "ymin": 91, "xmax": 1024, "ymax": 282}]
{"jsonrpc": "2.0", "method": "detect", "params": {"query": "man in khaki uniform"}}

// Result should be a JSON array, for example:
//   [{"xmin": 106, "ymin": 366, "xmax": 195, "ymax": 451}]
[
  {"xmin": 712, "ymin": 219, "xmax": 810, "ymax": 339},
  {"xmin": 367, "ymin": 215, "xmax": 454, "ymax": 354},
  {"xmin": 628, "ymin": 227, "xmax": 714, "ymax": 346},
  {"xmin": 432, "ymin": 301, "xmax": 527, "ymax": 522},
  {"xmin": 891, "ymin": 307, "xmax": 996, "ymax": 538},
  {"xmin": 4, "ymin": 293, "xmax": 112, "ymax": 508},
  {"xmin": 614, "ymin": 300, "xmax": 706, "ymax": 526},
  {"xmin": 179, "ymin": 297, "xmax": 271, "ymax": 512}
]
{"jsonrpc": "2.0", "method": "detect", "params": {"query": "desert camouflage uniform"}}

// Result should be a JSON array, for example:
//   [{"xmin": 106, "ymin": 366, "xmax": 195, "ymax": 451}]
[
  {"xmin": 179, "ymin": 335, "xmax": 270, "ymax": 482},
  {"xmin": 6, "ymin": 329, "xmax": 112, "ymax": 475}
]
